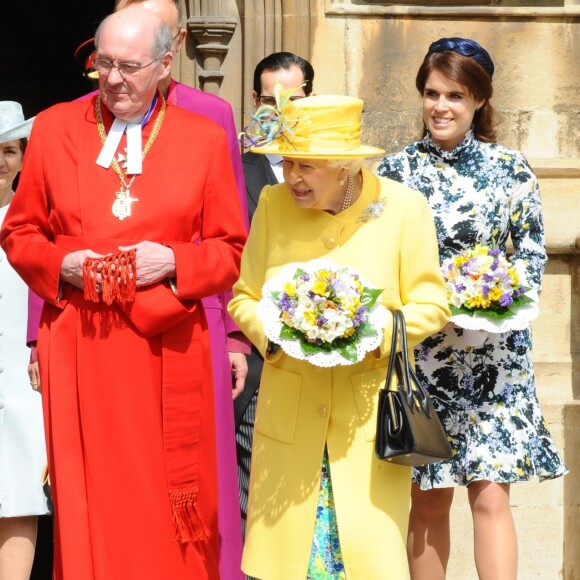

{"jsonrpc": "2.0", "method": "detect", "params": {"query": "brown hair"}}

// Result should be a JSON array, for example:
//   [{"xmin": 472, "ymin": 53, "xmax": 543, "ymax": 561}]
[{"xmin": 415, "ymin": 50, "xmax": 496, "ymax": 143}]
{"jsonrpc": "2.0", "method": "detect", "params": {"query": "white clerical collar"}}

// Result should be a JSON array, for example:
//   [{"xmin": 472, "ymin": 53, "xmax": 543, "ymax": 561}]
[{"xmin": 96, "ymin": 94, "xmax": 157, "ymax": 175}]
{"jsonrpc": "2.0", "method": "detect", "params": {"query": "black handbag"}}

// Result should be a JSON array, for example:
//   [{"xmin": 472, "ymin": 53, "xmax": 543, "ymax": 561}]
[{"xmin": 375, "ymin": 310, "xmax": 452, "ymax": 466}]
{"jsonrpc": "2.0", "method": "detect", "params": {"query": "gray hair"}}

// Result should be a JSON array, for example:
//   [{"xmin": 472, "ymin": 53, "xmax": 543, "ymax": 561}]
[
  {"xmin": 95, "ymin": 12, "xmax": 174, "ymax": 60},
  {"xmin": 151, "ymin": 20, "xmax": 174, "ymax": 58},
  {"xmin": 327, "ymin": 158, "xmax": 364, "ymax": 176}
]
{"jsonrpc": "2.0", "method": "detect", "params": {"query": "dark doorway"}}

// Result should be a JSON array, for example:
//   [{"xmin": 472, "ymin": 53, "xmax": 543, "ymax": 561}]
[{"xmin": 1, "ymin": 1, "xmax": 115, "ymax": 119}]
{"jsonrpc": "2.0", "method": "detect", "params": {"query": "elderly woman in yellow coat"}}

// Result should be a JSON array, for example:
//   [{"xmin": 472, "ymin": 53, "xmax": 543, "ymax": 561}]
[{"xmin": 228, "ymin": 91, "xmax": 450, "ymax": 579}]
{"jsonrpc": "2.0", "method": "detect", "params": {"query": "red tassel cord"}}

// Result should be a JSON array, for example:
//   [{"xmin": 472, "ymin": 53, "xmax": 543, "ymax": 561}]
[
  {"xmin": 82, "ymin": 249, "xmax": 137, "ymax": 305},
  {"xmin": 169, "ymin": 488, "xmax": 210, "ymax": 545}
]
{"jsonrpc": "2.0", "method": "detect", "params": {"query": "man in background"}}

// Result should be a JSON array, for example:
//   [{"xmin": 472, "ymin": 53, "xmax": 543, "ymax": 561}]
[
  {"xmin": 241, "ymin": 52, "xmax": 315, "ymax": 220},
  {"xmin": 235, "ymin": 51, "xmax": 314, "ymax": 535}
]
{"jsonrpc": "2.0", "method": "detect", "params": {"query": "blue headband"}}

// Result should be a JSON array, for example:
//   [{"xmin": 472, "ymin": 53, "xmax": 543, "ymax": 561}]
[{"xmin": 428, "ymin": 37, "xmax": 494, "ymax": 79}]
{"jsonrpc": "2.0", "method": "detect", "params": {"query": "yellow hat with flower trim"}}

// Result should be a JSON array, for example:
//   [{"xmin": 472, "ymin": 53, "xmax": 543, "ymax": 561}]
[{"xmin": 240, "ymin": 84, "xmax": 384, "ymax": 159}]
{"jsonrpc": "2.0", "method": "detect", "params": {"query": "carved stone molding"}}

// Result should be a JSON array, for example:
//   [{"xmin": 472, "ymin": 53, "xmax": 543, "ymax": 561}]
[
  {"xmin": 325, "ymin": 0, "xmax": 580, "ymax": 18},
  {"xmin": 188, "ymin": 17, "xmax": 237, "ymax": 94}
]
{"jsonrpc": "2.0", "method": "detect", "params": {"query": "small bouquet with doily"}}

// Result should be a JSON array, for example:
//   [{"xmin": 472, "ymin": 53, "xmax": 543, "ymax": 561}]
[
  {"xmin": 257, "ymin": 259, "xmax": 388, "ymax": 366},
  {"xmin": 442, "ymin": 244, "xmax": 539, "ymax": 333}
]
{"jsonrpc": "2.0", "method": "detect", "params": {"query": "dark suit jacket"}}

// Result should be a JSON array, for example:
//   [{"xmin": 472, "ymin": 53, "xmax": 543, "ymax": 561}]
[
  {"xmin": 242, "ymin": 151, "xmax": 279, "ymax": 222},
  {"xmin": 234, "ymin": 151, "xmax": 279, "ymax": 427}
]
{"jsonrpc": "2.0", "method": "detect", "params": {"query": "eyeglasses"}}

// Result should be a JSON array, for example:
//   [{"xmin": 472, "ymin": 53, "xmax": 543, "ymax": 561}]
[
  {"xmin": 258, "ymin": 95, "xmax": 304, "ymax": 107},
  {"xmin": 91, "ymin": 56, "xmax": 159, "ymax": 78}
]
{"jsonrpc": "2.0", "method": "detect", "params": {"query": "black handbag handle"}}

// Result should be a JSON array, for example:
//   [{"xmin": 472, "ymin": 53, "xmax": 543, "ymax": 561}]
[
  {"xmin": 385, "ymin": 309, "xmax": 400, "ymax": 390},
  {"xmin": 390, "ymin": 310, "xmax": 431, "ymax": 415}
]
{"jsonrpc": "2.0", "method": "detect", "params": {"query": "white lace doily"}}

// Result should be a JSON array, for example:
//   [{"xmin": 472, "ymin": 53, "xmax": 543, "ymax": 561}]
[
  {"xmin": 257, "ymin": 260, "xmax": 389, "ymax": 367},
  {"xmin": 450, "ymin": 290, "xmax": 540, "ymax": 333}
]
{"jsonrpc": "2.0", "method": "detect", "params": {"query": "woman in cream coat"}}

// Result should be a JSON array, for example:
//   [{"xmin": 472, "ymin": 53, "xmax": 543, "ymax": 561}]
[
  {"xmin": 0, "ymin": 102, "xmax": 49, "ymax": 579},
  {"xmin": 229, "ymin": 93, "xmax": 450, "ymax": 579}
]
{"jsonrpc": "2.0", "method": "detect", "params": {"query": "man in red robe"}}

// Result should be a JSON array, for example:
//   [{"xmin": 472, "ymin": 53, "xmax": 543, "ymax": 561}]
[
  {"xmin": 0, "ymin": 7, "xmax": 246, "ymax": 579},
  {"xmin": 27, "ymin": 1, "xmax": 250, "ymax": 575}
]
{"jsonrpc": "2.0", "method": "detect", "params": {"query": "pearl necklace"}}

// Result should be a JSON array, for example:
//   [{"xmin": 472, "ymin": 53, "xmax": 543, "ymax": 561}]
[{"xmin": 341, "ymin": 175, "xmax": 355, "ymax": 212}]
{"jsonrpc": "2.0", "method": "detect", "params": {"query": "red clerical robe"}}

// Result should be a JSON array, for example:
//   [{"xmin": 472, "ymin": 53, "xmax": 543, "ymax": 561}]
[{"xmin": 0, "ymin": 96, "xmax": 247, "ymax": 579}]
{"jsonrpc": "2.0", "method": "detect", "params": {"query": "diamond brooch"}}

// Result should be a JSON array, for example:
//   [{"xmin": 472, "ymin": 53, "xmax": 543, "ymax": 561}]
[{"xmin": 357, "ymin": 197, "xmax": 387, "ymax": 222}]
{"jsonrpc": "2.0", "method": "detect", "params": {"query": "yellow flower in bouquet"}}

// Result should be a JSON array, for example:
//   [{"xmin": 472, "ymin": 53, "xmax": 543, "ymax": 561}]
[{"xmin": 442, "ymin": 244, "xmax": 531, "ymax": 321}]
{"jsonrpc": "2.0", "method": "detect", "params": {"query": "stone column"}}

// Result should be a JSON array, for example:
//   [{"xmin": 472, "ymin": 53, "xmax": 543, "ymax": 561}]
[
  {"xmin": 188, "ymin": 17, "xmax": 237, "ymax": 95},
  {"xmin": 180, "ymin": 0, "xmax": 243, "ymax": 119}
]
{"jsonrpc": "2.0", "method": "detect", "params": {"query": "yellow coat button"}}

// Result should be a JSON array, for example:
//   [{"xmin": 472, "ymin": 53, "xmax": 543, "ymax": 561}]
[
  {"xmin": 318, "ymin": 405, "xmax": 328, "ymax": 417},
  {"xmin": 323, "ymin": 237, "xmax": 336, "ymax": 249}
]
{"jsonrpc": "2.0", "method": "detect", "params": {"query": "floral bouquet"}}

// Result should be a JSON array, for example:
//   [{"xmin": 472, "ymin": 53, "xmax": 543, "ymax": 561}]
[
  {"xmin": 442, "ymin": 244, "xmax": 539, "ymax": 333},
  {"xmin": 257, "ymin": 259, "xmax": 388, "ymax": 367}
]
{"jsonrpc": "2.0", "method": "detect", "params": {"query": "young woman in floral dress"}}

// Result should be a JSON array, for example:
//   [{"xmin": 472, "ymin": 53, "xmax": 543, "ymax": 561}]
[{"xmin": 377, "ymin": 38, "xmax": 567, "ymax": 580}]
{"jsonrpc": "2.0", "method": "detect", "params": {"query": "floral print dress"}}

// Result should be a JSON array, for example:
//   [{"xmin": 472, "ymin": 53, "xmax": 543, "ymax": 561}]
[
  {"xmin": 307, "ymin": 450, "xmax": 346, "ymax": 579},
  {"xmin": 377, "ymin": 131, "xmax": 568, "ymax": 489}
]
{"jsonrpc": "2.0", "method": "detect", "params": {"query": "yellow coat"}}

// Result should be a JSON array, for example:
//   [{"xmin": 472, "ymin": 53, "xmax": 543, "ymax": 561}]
[{"xmin": 228, "ymin": 169, "xmax": 450, "ymax": 579}]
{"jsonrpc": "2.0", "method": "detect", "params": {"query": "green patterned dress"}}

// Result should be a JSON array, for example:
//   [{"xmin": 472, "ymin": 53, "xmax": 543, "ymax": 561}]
[
  {"xmin": 307, "ymin": 451, "xmax": 346, "ymax": 579},
  {"xmin": 377, "ymin": 131, "xmax": 567, "ymax": 489}
]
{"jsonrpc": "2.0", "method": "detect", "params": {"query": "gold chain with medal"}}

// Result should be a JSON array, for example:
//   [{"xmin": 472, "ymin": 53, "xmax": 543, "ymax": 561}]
[{"xmin": 95, "ymin": 94, "xmax": 166, "ymax": 220}]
